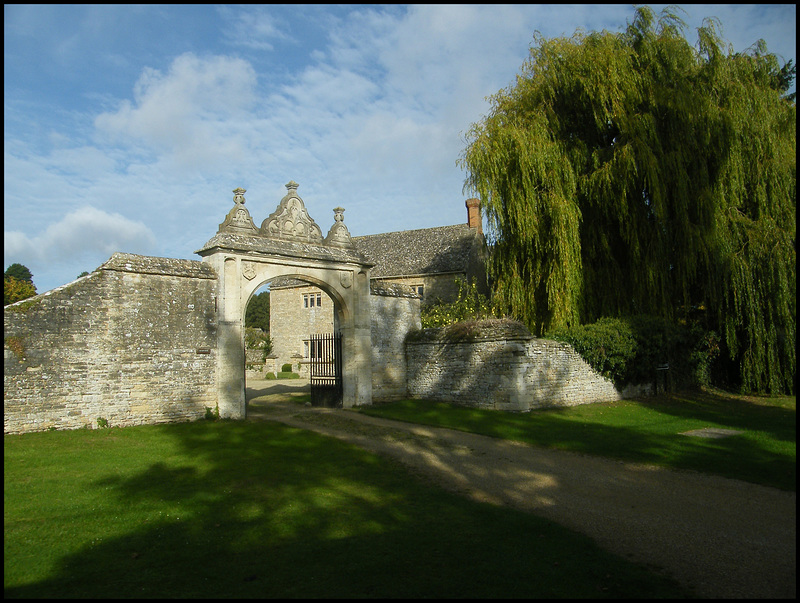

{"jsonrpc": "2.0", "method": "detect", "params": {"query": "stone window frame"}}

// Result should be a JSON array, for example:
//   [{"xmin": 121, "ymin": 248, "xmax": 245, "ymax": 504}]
[
  {"xmin": 303, "ymin": 338, "xmax": 323, "ymax": 359},
  {"xmin": 302, "ymin": 292, "xmax": 323, "ymax": 308}
]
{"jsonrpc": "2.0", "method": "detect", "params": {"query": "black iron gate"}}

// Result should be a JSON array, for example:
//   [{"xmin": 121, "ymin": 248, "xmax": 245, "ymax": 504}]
[{"xmin": 309, "ymin": 332, "xmax": 343, "ymax": 408}]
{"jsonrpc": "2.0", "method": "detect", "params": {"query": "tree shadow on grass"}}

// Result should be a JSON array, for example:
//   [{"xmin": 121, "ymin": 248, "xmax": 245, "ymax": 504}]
[
  {"xmin": 359, "ymin": 394, "xmax": 796, "ymax": 492},
  {"xmin": 4, "ymin": 420, "xmax": 688, "ymax": 599}
]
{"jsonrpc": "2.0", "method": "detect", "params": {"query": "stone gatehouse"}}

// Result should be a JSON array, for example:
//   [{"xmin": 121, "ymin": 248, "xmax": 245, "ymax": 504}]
[
  {"xmin": 265, "ymin": 196, "xmax": 488, "ymax": 377},
  {"xmin": 5, "ymin": 182, "xmax": 637, "ymax": 434}
]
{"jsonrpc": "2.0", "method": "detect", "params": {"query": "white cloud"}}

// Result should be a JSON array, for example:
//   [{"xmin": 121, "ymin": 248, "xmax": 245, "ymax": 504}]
[
  {"xmin": 94, "ymin": 53, "xmax": 258, "ymax": 169},
  {"xmin": 216, "ymin": 5, "xmax": 290, "ymax": 51},
  {"xmin": 4, "ymin": 206, "xmax": 156, "ymax": 265}
]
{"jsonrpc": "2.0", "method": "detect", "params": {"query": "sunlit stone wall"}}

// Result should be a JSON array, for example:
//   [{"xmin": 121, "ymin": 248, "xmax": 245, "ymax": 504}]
[{"xmin": 4, "ymin": 253, "xmax": 218, "ymax": 434}]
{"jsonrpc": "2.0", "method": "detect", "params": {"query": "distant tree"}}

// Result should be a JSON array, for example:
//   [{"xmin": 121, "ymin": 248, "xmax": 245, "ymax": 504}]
[
  {"xmin": 459, "ymin": 6, "xmax": 795, "ymax": 394},
  {"xmin": 245, "ymin": 290, "xmax": 270, "ymax": 333},
  {"xmin": 5, "ymin": 263, "xmax": 34, "ymax": 284},
  {"xmin": 4, "ymin": 276, "xmax": 37, "ymax": 306},
  {"xmin": 78, "ymin": 271, "xmax": 90, "ymax": 278}
]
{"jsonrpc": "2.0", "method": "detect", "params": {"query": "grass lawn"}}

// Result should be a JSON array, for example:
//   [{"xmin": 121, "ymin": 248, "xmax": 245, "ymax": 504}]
[
  {"xmin": 357, "ymin": 388, "xmax": 796, "ymax": 492},
  {"xmin": 5, "ymin": 418, "xmax": 689, "ymax": 599}
]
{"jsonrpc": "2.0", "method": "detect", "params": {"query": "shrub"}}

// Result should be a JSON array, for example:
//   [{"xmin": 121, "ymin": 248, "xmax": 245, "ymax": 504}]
[
  {"xmin": 549, "ymin": 318, "xmax": 637, "ymax": 386},
  {"xmin": 281, "ymin": 363, "xmax": 293, "ymax": 373},
  {"xmin": 265, "ymin": 372, "xmax": 276, "ymax": 380},
  {"xmin": 421, "ymin": 279, "xmax": 493, "ymax": 328},
  {"xmin": 277, "ymin": 371, "xmax": 300, "ymax": 379},
  {"xmin": 548, "ymin": 315, "xmax": 703, "ymax": 389},
  {"xmin": 689, "ymin": 328, "xmax": 722, "ymax": 387},
  {"xmin": 245, "ymin": 328, "xmax": 273, "ymax": 361}
]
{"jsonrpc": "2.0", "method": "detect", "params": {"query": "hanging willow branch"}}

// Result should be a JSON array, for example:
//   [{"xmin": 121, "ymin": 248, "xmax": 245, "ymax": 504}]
[{"xmin": 459, "ymin": 6, "xmax": 795, "ymax": 394}]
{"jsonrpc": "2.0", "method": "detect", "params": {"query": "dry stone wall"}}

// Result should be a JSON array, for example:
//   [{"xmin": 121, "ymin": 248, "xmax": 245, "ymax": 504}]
[
  {"xmin": 407, "ymin": 329, "xmax": 639, "ymax": 411},
  {"xmin": 4, "ymin": 253, "xmax": 218, "ymax": 434}
]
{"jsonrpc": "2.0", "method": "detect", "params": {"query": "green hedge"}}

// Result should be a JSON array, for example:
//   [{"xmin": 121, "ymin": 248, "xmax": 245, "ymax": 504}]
[
  {"xmin": 548, "ymin": 315, "xmax": 709, "ymax": 389},
  {"xmin": 277, "ymin": 372, "xmax": 301, "ymax": 379}
]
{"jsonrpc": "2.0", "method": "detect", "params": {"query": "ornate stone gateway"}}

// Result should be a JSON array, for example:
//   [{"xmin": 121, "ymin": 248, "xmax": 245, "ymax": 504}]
[{"xmin": 196, "ymin": 182, "xmax": 373, "ymax": 418}]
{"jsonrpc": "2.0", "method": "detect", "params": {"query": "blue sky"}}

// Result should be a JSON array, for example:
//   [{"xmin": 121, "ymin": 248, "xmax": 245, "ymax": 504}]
[{"xmin": 4, "ymin": 4, "xmax": 796, "ymax": 294}]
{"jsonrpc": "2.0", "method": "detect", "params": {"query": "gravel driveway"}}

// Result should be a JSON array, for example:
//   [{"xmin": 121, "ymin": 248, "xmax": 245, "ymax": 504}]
[{"xmin": 246, "ymin": 379, "xmax": 796, "ymax": 599}]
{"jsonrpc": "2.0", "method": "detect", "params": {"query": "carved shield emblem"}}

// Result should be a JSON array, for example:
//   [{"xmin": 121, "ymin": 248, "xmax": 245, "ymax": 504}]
[
  {"xmin": 242, "ymin": 262, "xmax": 256, "ymax": 281},
  {"xmin": 340, "ymin": 271, "xmax": 352, "ymax": 289}
]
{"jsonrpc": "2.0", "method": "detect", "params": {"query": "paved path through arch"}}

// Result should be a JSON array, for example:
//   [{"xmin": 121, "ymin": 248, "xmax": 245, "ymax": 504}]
[{"xmin": 246, "ymin": 379, "xmax": 796, "ymax": 599}]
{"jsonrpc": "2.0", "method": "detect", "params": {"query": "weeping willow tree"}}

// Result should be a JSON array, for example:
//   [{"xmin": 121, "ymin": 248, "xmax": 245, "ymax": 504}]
[{"xmin": 460, "ymin": 6, "xmax": 795, "ymax": 394}]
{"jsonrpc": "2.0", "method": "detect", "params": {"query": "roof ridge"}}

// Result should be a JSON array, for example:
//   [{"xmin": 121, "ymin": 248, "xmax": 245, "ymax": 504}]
[{"xmin": 352, "ymin": 223, "xmax": 468, "ymax": 240}]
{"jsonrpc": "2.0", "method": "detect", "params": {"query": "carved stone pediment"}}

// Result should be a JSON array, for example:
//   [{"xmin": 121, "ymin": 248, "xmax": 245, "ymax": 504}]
[
  {"xmin": 218, "ymin": 188, "xmax": 259, "ymax": 235},
  {"xmin": 260, "ymin": 181, "xmax": 324, "ymax": 243}
]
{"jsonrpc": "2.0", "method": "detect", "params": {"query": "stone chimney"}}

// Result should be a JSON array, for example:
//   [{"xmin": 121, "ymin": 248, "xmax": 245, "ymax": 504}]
[{"xmin": 465, "ymin": 198, "xmax": 482, "ymax": 235}]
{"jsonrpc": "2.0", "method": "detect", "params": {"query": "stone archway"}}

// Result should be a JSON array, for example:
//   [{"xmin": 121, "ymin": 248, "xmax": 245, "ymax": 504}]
[{"xmin": 196, "ymin": 182, "xmax": 373, "ymax": 418}]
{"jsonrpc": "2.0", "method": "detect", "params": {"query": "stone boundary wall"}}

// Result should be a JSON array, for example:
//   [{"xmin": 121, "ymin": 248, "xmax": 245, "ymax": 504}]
[
  {"xmin": 370, "ymin": 282, "xmax": 421, "ymax": 401},
  {"xmin": 4, "ymin": 253, "xmax": 218, "ymax": 434},
  {"xmin": 407, "ymin": 334, "xmax": 649, "ymax": 411}
]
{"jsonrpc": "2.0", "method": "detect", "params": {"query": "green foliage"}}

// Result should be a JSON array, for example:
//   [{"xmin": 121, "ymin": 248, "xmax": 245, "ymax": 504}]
[
  {"xmin": 277, "ymin": 371, "xmax": 300, "ymax": 379},
  {"xmin": 4, "ymin": 275, "xmax": 37, "ymax": 306},
  {"xmin": 204, "ymin": 405, "xmax": 220, "ymax": 421},
  {"xmin": 460, "ymin": 5, "xmax": 796, "ymax": 394},
  {"xmin": 245, "ymin": 327, "xmax": 273, "ymax": 360},
  {"xmin": 265, "ymin": 372, "xmax": 276, "ymax": 380},
  {"xmin": 5, "ymin": 263, "xmax": 34, "ymax": 284},
  {"xmin": 281, "ymin": 363, "xmax": 293, "ymax": 373},
  {"xmin": 549, "ymin": 315, "xmax": 703, "ymax": 388},
  {"xmin": 96, "ymin": 417, "xmax": 109, "ymax": 429},
  {"xmin": 421, "ymin": 279, "xmax": 494, "ymax": 328},
  {"xmin": 245, "ymin": 290, "xmax": 270, "ymax": 333},
  {"xmin": 550, "ymin": 319, "xmax": 637, "ymax": 387},
  {"xmin": 690, "ymin": 330, "xmax": 722, "ymax": 388}
]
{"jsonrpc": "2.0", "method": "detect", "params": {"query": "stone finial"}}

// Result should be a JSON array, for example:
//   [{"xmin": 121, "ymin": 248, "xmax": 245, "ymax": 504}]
[
  {"xmin": 324, "ymin": 206, "xmax": 354, "ymax": 248},
  {"xmin": 260, "ymin": 180, "xmax": 324, "ymax": 242},
  {"xmin": 218, "ymin": 187, "xmax": 259, "ymax": 234}
]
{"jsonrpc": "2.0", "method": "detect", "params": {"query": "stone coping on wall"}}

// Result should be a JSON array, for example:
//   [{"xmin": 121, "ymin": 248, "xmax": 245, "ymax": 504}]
[
  {"xmin": 406, "ymin": 318, "xmax": 533, "ymax": 343},
  {"xmin": 370, "ymin": 281, "xmax": 421, "ymax": 298},
  {"xmin": 101, "ymin": 252, "xmax": 218, "ymax": 279},
  {"xmin": 195, "ymin": 232, "xmax": 373, "ymax": 268}
]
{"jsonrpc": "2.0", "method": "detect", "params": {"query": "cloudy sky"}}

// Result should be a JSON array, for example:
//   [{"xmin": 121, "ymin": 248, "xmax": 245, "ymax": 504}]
[{"xmin": 4, "ymin": 4, "xmax": 796, "ymax": 293}]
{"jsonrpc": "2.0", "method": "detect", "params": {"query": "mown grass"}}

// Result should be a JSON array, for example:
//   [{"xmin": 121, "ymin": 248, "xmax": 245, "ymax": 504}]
[
  {"xmin": 357, "ymin": 389, "xmax": 796, "ymax": 492},
  {"xmin": 5, "ymin": 419, "xmax": 689, "ymax": 599}
]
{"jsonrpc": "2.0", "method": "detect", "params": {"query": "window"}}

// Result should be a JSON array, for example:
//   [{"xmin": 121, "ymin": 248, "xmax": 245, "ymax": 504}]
[
  {"xmin": 304, "ymin": 339, "xmax": 323, "ymax": 359},
  {"xmin": 413, "ymin": 284, "xmax": 424, "ymax": 297},
  {"xmin": 302, "ymin": 293, "xmax": 323, "ymax": 308}
]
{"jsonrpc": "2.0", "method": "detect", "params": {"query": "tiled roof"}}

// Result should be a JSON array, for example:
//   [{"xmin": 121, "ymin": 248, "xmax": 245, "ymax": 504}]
[{"xmin": 353, "ymin": 224, "xmax": 481, "ymax": 278}]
